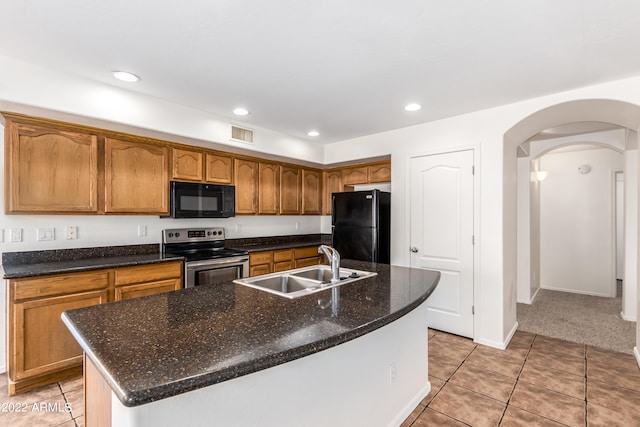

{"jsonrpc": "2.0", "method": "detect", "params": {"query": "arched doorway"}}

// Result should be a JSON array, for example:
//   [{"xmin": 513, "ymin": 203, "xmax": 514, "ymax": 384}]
[{"xmin": 503, "ymin": 99, "xmax": 640, "ymax": 352}]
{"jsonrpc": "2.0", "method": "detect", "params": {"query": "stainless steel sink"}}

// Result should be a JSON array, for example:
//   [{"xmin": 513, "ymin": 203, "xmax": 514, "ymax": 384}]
[{"xmin": 233, "ymin": 265, "xmax": 377, "ymax": 299}]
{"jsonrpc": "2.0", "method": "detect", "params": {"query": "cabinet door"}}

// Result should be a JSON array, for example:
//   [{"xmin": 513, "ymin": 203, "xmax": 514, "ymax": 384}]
[
  {"xmin": 259, "ymin": 162, "xmax": 280, "ymax": 214},
  {"xmin": 279, "ymin": 166, "xmax": 301, "ymax": 214},
  {"xmin": 368, "ymin": 161, "xmax": 391, "ymax": 183},
  {"xmin": 342, "ymin": 166, "xmax": 368, "ymax": 186},
  {"xmin": 234, "ymin": 159, "xmax": 258, "ymax": 214},
  {"xmin": 104, "ymin": 138, "xmax": 169, "ymax": 214},
  {"xmin": 172, "ymin": 148, "xmax": 203, "ymax": 181},
  {"xmin": 322, "ymin": 170, "xmax": 343, "ymax": 215},
  {"xmin": 205, "ymin": 153, "xmax": 234, "ymax": 184},
  {"xmin": 115, "ymin": 279, "xmax": 181, "ymax": 301},
  {"xmin": 10, "ymin": 290, "xmax": 109, "ymax": 381},
  {"xmin": 6, "ymin": 121, "xmax": 98, "ymax": 213},
  {"xmin": 301, "ymin": 169, "xmax": 322, "ymax": 215}
]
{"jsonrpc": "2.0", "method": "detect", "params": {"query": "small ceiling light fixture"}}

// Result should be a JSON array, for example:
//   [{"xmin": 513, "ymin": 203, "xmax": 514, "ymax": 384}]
[
  {"xmin": 233, "ymin": 107, "xmax": 250, "ymax": 116},
  {"xmin": 307, "ymin": 130, "xmax": 320, "ymax": 137},
  {"xmin": 404, "ymin": 103, "xmax": 422, "ymax": 112},
  {"xmin": 112, "ymin": 71, "xmax": 141, "ymax": 82}
]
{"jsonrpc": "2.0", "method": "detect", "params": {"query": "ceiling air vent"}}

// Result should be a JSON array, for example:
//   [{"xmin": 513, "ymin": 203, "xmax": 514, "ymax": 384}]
[{"xmin": 231, "ymin": 125, "xmax": 254, "ymax": 144}]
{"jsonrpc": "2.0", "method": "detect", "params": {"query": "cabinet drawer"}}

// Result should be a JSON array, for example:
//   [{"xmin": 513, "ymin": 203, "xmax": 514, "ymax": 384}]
[
  {"xmin": 115, "ymin": 262, "xmax": 182, "ymax": 286},
  {"xmin": 11, "ymin": 271, "xmax": 111, "ymax": 301},
  {"xmin": 250, "ymin": 251, "xmax": 272, "ymax": 266},
  {"xmin": 294, "ymin": 246, "xmax": 320, "ymax": 260},
  {"xmin": 115, "ymin": 279, "xmax": 181, "ymax": 301},
  {"xmin": 273, "ymin": 249, "xmax": 293, "ymax": 263}
]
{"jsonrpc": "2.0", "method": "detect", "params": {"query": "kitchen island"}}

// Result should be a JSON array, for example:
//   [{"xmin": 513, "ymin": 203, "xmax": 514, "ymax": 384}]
[{"xmin": 62, "ymin": 260, "xmax": 439, "ymax": 427}]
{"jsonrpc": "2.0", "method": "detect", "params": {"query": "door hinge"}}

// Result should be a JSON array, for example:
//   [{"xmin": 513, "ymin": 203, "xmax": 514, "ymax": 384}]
[
  {"xmin": 471, "ymin": 235, "xmax": 475, "ymax": 245},
  {"xmin": 472, "ymin": 165, "xmax": 475, "ymax": 175},
  {"xmin": 472, "ymin": 305, "xmax": 475, "ymax": 315}
]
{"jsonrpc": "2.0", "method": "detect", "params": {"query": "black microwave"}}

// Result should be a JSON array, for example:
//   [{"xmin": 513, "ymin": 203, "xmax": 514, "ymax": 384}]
[{"xmin": 170, "ymin": 181, "xmax": 236, "ymax": 218}]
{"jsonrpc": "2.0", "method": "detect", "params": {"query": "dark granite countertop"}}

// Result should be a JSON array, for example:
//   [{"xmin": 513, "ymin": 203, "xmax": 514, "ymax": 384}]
[
  {"xmin": 62, "ymin": 260, "xmax": 440, "ymax": 407},
  {"xmin": 1, "ymin": 245, "xmax": 179, "ymax": 279},
  {"xmin": 226, "ymin": 233, "xmax": 331, "ymax": 252}
]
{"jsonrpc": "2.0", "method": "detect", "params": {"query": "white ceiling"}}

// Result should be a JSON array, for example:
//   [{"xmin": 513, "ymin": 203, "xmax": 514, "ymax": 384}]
[{"xmin": 2, "ymin": 0, "xmax": 640, "ymax": 144}]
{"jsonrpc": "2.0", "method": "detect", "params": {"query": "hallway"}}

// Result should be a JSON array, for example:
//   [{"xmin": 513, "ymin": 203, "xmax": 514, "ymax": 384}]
[{"xmin": 516, "ymin": 282, "xmax": 635, "ymax": 355}]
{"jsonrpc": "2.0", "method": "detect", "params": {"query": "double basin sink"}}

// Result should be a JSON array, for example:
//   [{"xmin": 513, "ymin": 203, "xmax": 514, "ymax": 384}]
[{"xmin": 233, "ymin": 265, "xmax": 377, "ymax": 299}]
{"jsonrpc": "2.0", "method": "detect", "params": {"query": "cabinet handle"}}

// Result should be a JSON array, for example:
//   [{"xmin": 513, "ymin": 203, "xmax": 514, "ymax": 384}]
[{"xmin": 410, "ymin": 247, "xmax": 419, "ymax": 253}]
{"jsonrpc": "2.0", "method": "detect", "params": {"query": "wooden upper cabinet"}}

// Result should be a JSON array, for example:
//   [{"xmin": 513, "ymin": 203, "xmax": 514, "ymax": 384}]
[
  {"xmin": 104, "ymin": 138, "xmax": 169, "ymax": 214},
  {"xmin": 342, "ymin": 165, "xmax": 369, "ymax": 186},
  {"xmin": 368, "ymin": 161, "xmax": 391, "ymax": 183},
  {"xmin": 205, "ymin": 153, "xmax": 234, "ymax": 184},
  {"xmin": 5, "ymin": 120, "xmax": 98, "ymax": 213},
  {"xmin": 234, "ymin": 158, "xmax": 258, "ymax": 214},
  {"xmin": 280, "ymin": 165, "xmax": 301, "ymax": 214},
  {"xmin": 322, "ymin": 169, "xmax": 343, "ymax": 215},
  {"xmin": 301, "ymin": 169, "xmax": 322, "ymax": 215},
  {"xmin": 258, "ymin": 162, "xmax": 280, "ymax": 214},
  {"xmin": 172, "ymin": 148, "xmax": 203, "ymax": 181}
]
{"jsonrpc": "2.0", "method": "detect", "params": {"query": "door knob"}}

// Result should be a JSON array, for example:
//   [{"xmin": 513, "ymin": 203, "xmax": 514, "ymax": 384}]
[{"xmin": 410, "ymin": 247, "xmax": 419, "ymax": 253}]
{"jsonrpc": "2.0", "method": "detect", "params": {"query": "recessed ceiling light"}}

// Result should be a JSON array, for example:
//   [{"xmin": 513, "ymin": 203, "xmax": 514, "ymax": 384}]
[
  {"xmin": 112, "ymin": 71, "xmax": 141, "ymax": 82},
  {"xmin": 404, "ymin": 103, "xmax": 422, "ymax": 112},
  {"xmin": 307, "ymin": 131, "xmax": 320, "ymax": 137},
  {"xmin": 233, "ymin": 108, "xmax": 250, "ymax": 116}
]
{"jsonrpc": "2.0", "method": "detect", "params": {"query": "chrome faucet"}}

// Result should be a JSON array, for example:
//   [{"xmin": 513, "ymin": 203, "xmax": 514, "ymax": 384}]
[{"xmin": 318, "ymin": 245, "xmax": 341, "ymax": 284}]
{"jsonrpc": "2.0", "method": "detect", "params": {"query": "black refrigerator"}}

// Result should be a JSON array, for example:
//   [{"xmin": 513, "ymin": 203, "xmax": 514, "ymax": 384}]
[{"xmin": 332, "ymin": 190, "xmax": 391, "ymax": 264}]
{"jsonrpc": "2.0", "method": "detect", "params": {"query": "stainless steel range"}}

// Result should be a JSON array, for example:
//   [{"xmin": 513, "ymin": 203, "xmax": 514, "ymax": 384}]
[{"xmin": 162, "ymin": 227, "xmax": 249, "ymax": 288}]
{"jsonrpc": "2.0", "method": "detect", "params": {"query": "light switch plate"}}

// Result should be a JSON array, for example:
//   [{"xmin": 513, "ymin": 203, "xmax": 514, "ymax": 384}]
[
  {"xmin": 10, "ymin": 228, "xmax": 22, "ymax": 242},
  {"xmin": 37, "ymin": 227, "xmax": 55, "ymax": 241}
]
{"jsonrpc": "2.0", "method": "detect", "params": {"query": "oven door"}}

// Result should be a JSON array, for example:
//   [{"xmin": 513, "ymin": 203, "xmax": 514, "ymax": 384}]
[{"xmin": 185, "ymin": 256, "xmax": 249, "ymax": 288}]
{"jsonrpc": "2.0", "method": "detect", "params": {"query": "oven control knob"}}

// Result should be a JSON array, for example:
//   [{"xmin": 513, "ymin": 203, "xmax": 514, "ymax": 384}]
[
  {"xmin": 218, "ymin": 231, "xmax": 222, "ymax": 235},
  {"xmin": 175, "ymin": 232, "xmax": 180, "ymax": 238},
  {"xmin": 168, "ymin": 233, "xmax": 174, "ymax": 238}
]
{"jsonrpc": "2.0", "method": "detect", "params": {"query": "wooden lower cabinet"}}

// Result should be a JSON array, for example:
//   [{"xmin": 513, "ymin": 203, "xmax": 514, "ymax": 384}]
[
  {"xmin": 114, "ymin": 262, "xmax": 182, "ymax": 301},
  {"xmin": 7, "ymin": 261, "xmax": 183, "ymax": 395},
  {"xmin": 249, "ymin": 246, "xmax": 323, "ymax": 276}
]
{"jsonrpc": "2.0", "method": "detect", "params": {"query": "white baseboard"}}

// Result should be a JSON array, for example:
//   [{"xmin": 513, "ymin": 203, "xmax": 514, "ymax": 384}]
[
  {"xmin": 388, "ymin": 382, "xmax": 431, "ymax": 427},
  {"xmin": 635, "ymin": 347, "xmax": 640, "ymax": 369},
  {"xmin": 474, "ymin": 322, "xmax": 517, "ymax": 350},
  {"xmin": 621, "ymin": 311, "xmax": 637, "ymax": 322},
  {"xmin": 541, "ymin": 285, "xmax": 614, "ymax": 298}
]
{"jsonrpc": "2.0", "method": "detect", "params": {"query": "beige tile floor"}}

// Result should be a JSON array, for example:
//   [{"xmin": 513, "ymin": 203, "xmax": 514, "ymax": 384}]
[
  {"xmin": 0, "ymin": 373, "xmax": 83, "ymax": 427},
  {"xmin": 403, "ymin": 329, "xmax": 640, "ymax": 427},
  {"xmin": 1, "ymin": 330, "xmax": 639, "ymax": 426}
]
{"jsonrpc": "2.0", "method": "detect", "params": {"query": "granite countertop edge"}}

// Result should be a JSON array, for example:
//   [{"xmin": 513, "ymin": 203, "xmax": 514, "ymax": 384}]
[
  {"xmin": 1, "ymin": 254, "xmax": 183, "ymax": 279},
  {"xmin": 71, "ymin": 281, "xmax": 437, "ymax": 407}
]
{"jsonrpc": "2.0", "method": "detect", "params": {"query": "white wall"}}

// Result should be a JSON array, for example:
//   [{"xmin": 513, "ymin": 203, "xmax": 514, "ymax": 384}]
[
  {"xmin": 624, "ymin": 148, "xmax": 638, "ymax": 320},
  {"xmin": 539, "ymin": 148, "xmax": 622, "ymax": 297}
]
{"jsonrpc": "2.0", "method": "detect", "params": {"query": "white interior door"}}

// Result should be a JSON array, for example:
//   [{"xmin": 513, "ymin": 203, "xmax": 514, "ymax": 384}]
[{"xmin": 410, "ymin": 149, "xmax": 474, "ymax": 338}]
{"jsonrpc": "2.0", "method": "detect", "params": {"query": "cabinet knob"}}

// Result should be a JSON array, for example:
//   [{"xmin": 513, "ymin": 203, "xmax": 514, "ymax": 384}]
[{"xmin": 410, "ymin": 247, "xmax": 419, "ymax": 253}]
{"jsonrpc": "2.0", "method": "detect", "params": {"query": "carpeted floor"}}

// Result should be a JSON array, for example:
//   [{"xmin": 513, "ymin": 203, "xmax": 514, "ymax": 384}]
[{"xmin": 516, "ymin": 282, "xmax": 636, "ymax": 354}]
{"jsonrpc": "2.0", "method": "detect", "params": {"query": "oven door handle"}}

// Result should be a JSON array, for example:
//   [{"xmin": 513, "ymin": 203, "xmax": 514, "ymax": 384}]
[{"xmin": 186, "ymin": 256, "xmax": 249, "ymax": 269}]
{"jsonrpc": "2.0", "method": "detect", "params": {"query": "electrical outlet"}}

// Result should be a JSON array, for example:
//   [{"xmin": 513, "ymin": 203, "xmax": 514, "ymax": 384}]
[
  {"xmin": 389, "ymin": 362, "xmax": 398, "ymax": 384},
  {"xmin": 37, "ymin": 227, "xmax": 55, "ymax": 241},
  {"xmin": 138, "ymin": 225, "xmax": 147, "ymax": 237},
  {"xmin": 10, "ymin": 228, "xmax": 23, "ymax": 242},
  {"xmin": 65, "ymin": 226, "xmax": 78, "ymax": 240}
]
